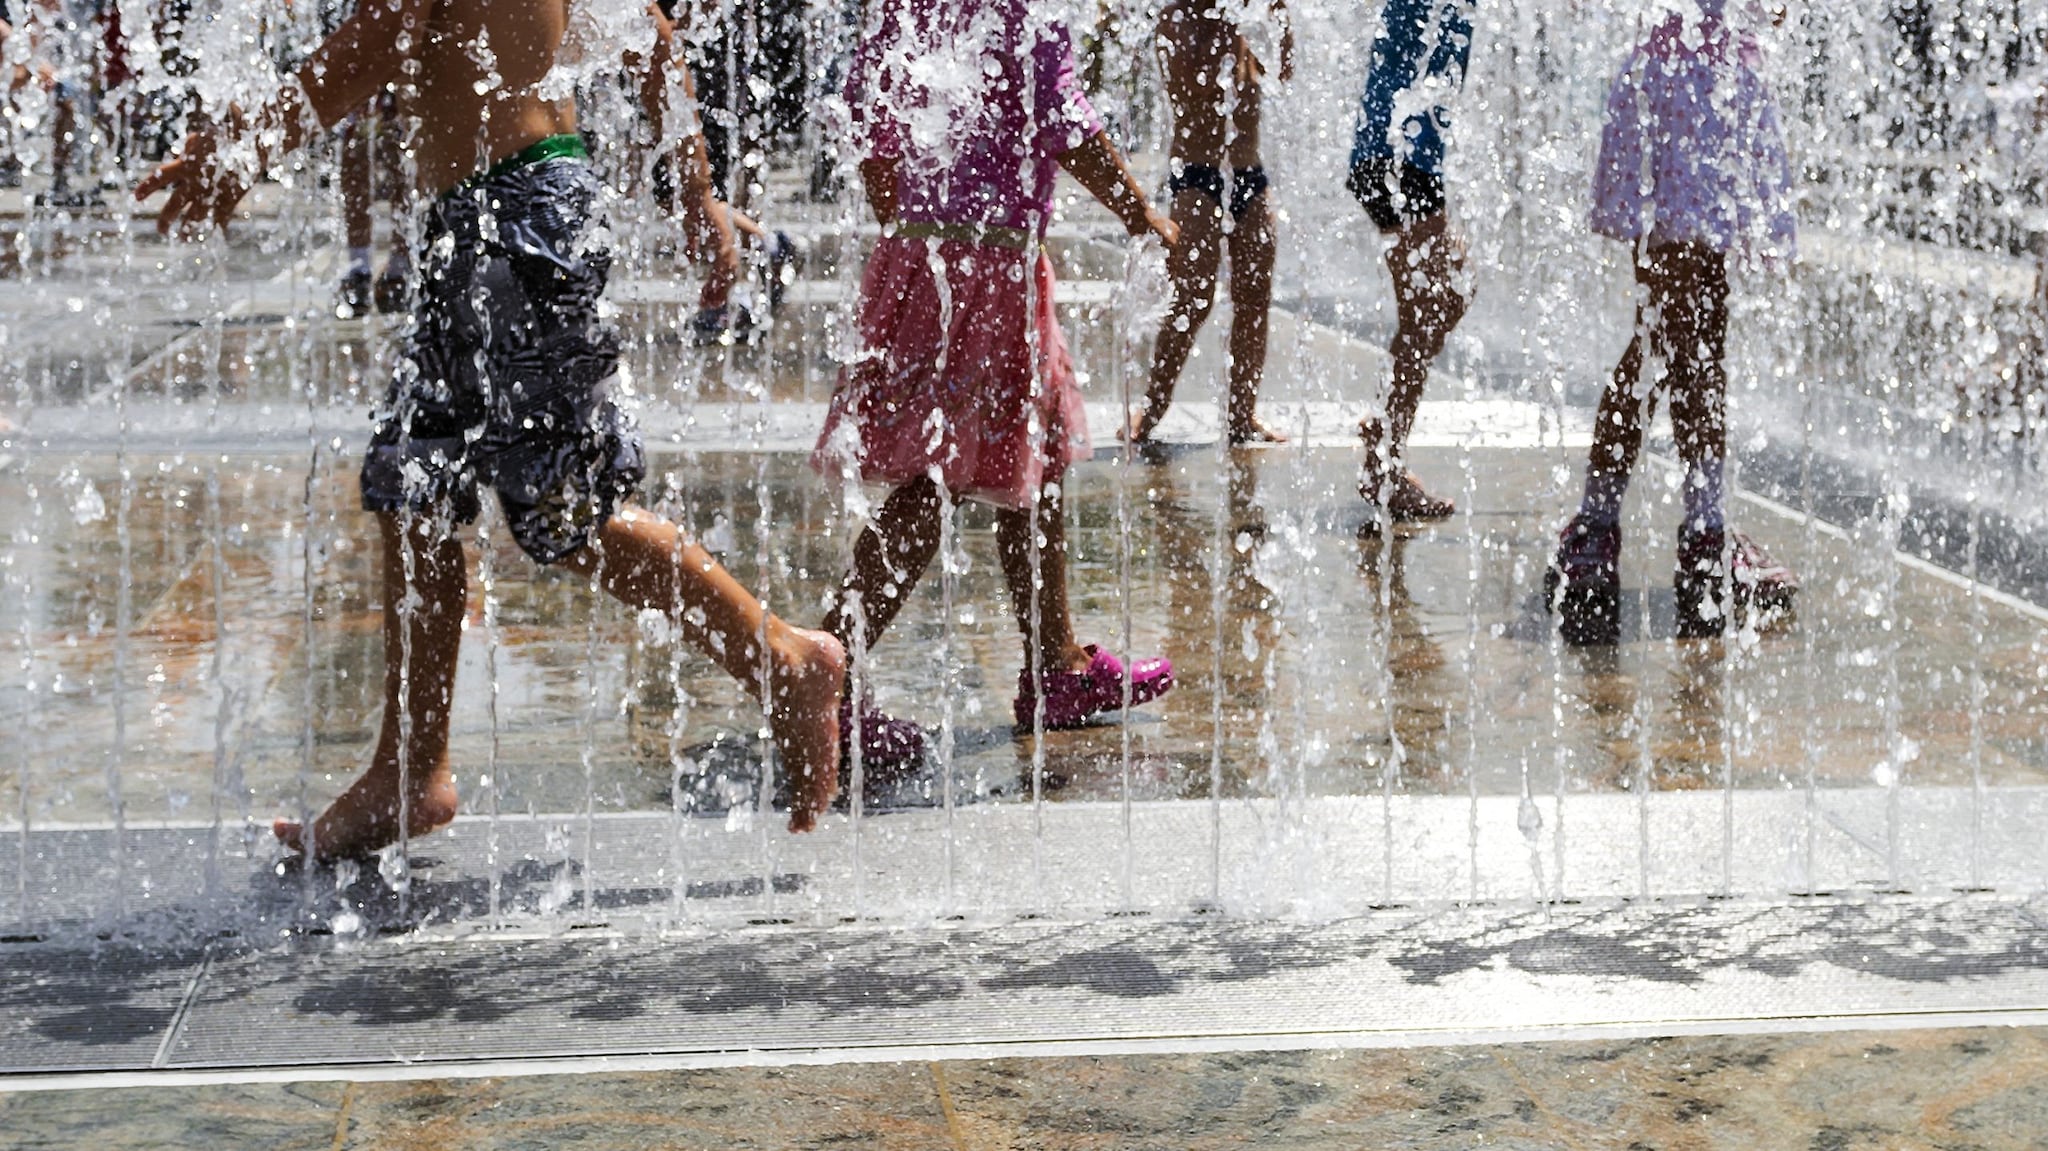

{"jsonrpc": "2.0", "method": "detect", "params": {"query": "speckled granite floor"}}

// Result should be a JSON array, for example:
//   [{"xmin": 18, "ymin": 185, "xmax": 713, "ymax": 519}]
[{"xmin": 4, "ymin": 1026, "xmax": 2044, "ymax": 1149}]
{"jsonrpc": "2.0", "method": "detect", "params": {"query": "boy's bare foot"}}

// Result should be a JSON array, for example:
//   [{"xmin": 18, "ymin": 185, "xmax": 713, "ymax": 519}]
[
  {"xmin": 1227, "ymin": 415, "xmax": 1287, "ymax": 445},
  {"xmin": 274, "ymin": 763, "xmax": 460, "ymax": 862},
  {"xmin": 768, "ymin": 623, "xmax": 846, "ymax": 832}
]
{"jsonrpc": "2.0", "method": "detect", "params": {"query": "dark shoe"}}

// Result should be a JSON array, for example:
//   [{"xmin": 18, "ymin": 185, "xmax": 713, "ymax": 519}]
[
  {"xmin": 1675, "ymin": 528, "xmax": 1799, "ymax": 639},
  {"xmin": 1546, "ymin": 514, "xmax": 1622, "ymax": 646},
  {"xmin": 689, "ymin": 303, "xmax": 758, "ymax": 346},
  {"xmin": 1359, "ymin": 469, "xmax": 1457, "ymax": 532},
  {"xmin": 35, "ymin": 187, "xmax": 104, "ymax": 210},
  {"xmin": 1673, "ymin": 527, "xmax": 1727, "ymax": 639},
  {"xmin": 337, "ymin": 268, "xmax": 373, "ymax": 319},
  {"xmin": 1014, "ymin": 645, "xmax": 1174, "ymax": 731},
  {"xmin": 1358, "ymin": 418, "xmax": 1454, "ymax": 527},
  {"xmin": 372, "ymin": 264, "xmax": 412, "ymax": 314}
]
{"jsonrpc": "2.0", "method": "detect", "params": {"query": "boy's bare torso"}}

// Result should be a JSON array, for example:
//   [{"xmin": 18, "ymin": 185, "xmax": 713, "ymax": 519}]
[
  {"xmin": 1157, "ymin": 0, "xmax": 1264, "ymax": 168},
  {"xmin": 395, "ymin": 0, "xmax": 578, "ymax": 193}
]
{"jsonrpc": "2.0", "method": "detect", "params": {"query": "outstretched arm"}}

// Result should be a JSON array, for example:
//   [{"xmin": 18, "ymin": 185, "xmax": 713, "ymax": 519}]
[
  {"xmin": 858, "ymin": 156, "xmax": 899, "ymax": 226},
  {"xmin": 1274, "ymin": 0, "xmax": 1295, "ymax": 82},
  {"xmin": 1058, "ymin": 131, "xmax": 1177, "ymax": 246},
  {"xmin": 637, "ymin": 5, "xmax": 734, "ymax": 268},
  {"xmin": 136, "ymin": 0, "xmax": 430, "ymax": 234}
]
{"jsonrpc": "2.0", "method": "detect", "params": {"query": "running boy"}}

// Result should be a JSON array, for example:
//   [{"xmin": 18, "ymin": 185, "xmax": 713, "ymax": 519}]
[
  {"xmin": 1347, "ymin": 0, "xmax": 1473, "ymax": 528},
  {"xmin": 1126, "ymin": 0, "xmax": 1292, "ymax": 446},
  {"xmin": 139, "ymin": 0, "xmax": 845, "ymax": 859}
]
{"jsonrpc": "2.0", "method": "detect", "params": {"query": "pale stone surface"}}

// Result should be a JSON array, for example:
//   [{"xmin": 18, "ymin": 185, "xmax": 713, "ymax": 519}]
[{"xmin": 5, "ymin": 1028, "xmax": 2046, "ymax": 1149}]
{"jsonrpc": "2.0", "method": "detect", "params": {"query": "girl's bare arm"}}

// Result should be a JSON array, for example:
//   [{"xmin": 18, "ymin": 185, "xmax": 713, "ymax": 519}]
[{"xmin": 1059, "ymin": 131, "xmax": 1177, "ymax": 246}]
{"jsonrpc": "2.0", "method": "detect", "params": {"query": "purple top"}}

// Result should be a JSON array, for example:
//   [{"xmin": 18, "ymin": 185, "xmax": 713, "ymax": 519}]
[
  {"xmin": 1589, "ymin": 5, "xmax": 1796, "ymax": 255},
  {"xmin": 845, "ymin": 0, "xmax": 1103, "ymax": 234}
]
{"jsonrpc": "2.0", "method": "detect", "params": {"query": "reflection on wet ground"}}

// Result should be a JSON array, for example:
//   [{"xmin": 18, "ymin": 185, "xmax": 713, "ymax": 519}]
[
  {"xmin": 3, "ymin": 424, "xmax": 2042, "ymax": 828},
  {"xmin": 2, "ymin": 204, "xmax": 2044, "ymax": 833}
]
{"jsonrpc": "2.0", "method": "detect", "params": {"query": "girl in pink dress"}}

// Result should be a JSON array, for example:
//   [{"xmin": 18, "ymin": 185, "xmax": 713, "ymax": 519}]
[
  {"xmin": 814, "ymin": 0, "xmax": 1179, "ymax": 753},
  {"xmin": 1549, "ymin": 0, "xmax": 1799, "ymax": 643}
]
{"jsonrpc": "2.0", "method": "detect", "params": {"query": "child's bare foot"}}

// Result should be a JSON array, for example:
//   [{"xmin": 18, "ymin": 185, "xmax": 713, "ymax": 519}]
[
  {"xmin": 1228, "ymin": 415, "xmax": 1287, "ymax": 445},
  {"xmin": 1120, "ymin": 405, "xmax": 1163, "ymax": 444},
  {"xmin": 768, "ymin": 622, "xmax": 846, "ymax": 832},
  {"xmin": 274, "ymin": 763, "xmax": 460, "ymax": 862}
]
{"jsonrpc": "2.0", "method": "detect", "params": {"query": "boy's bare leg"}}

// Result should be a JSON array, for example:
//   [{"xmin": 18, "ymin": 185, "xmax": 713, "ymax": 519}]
[
  {"xmin": 275, "ymin": 513, "xmax": 465, "ymax": 860},
  {"xmin": 820, "ymin": 476, "xmax": 945, "ymax": 656},
  {"xmin": 570, "ymin": 507, "xmax": 845, "ymax": 831},
  {"xmin": 1225, "ymin": 190, "xmax": 1283, "ymax": 443},
  {"xmin": 995, "ymin": 485, "xmax": 1091, "ymax": 675},
  {"xmin": 1132, "ymin": 188, "xmax": 1222, "ymax": 442},
  {"xmin": 1367, "ymin": 211, "xmax": 1468, "ymax": 468}
]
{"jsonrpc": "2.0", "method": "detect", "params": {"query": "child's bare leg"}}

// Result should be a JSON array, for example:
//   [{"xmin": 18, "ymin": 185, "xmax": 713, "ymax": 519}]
[
  {"xmin": 995, "ymin": 483, "xmax": 1090, "ymax": 675},
  {"xmin": 1587, "ymin": 329, "xmax": 1651, "ymax": 492},
  {"xmin": 1659, "ymin": 245, "xmax": 1729, "ymax": 503},
  {"xmin": 1133, "ymin": 188, "xmax": 1222, "ymax": 442},
  {"xmin": 276, "ymin": 513, "xmax": 465, "ymax": 860},
  {"xmin": 820, "ymin": 476, "xmax": 945, "ymax": 658},
  {"xmin": 340, "ymin": 118, "xmax": 373, "ymax": 254},
  {"xmin": 569, "ymin": 508, "xmax": 844, "ymax": 831},
  {"xmin": 1370, "ymin": 212, "xmax": 1468, "ymax": 465},
  {"xmin": 1225, "ymin": 190, "xmax": 1282, "ymax": 443},
  {"xmin": 694, "ymin": 201, "xmax": 743, "ymax": 312}
]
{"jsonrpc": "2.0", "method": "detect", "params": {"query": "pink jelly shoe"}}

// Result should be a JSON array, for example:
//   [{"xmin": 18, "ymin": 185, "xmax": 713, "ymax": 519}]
[{"xmin": 1013, "ymin": 645, "xmax": 1175, "ymax": 731}]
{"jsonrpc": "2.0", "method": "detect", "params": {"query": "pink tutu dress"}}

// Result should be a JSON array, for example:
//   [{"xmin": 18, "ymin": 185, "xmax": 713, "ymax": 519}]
[{"xmin": 813, "ymin": 0, "xmax": 1102, "ymax": 509}]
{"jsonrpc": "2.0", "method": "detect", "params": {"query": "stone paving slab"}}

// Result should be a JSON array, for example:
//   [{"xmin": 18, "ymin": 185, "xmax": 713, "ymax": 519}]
[
  {"xmin": 7, "ymin": 1027, "xmax": 2047, "ymax": 1150},
  {"xmin": 5, "ymin": 891, "xmax": 2047, "ymax": 1078}
]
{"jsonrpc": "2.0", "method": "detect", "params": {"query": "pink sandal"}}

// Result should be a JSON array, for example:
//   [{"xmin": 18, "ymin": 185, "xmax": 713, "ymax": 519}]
[{"xmin": 1013, "ymin": 645, "xmax": 1174, "ymax": 730}]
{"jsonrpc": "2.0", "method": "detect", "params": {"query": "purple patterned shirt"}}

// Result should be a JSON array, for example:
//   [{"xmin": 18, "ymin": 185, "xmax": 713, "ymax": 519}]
[{"xmin": 1589, "ymin": 4, "xmax": 1796, "ymax": 254}]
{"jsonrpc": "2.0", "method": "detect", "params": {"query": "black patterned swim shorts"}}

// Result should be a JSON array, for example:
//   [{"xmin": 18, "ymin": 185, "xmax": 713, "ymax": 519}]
[{"xmin": 359, "ymin": 152, "xmax": 645, "ymax": 565}]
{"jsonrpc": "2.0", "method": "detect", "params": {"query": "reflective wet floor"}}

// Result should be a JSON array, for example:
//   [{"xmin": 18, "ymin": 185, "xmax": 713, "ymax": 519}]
[{"xmin": 2, "ymin": 227, "xmax": 2045, "ymax": 832}]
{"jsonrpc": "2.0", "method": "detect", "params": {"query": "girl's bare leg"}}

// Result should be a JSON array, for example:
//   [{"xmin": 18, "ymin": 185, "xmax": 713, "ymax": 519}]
[
  {"xmin": 995, "ymin": 484, "xmax": 1091, "ymax": 675},
  {"xmin": 1659, "ymin": 245, "xmax": 1729, "ymax": 479},
  {"xmin": 1585, "ymin": 330, "xmax": 1652, "ymax": 495},
  {"xmin": 820, "ymin": 476, "xmax": 945, "ymax": 657},
  {"xmin": 571, "ymin": 508, "xmax": 845, "ymax": 831},
  {"xmin": 1133, "ymin": 188, "xmax": 1223, "ymax": 442},
  {"xmin": 1225, "ymin": 190, "xmax": 1282, "ymax": 443},
  {"xmin": 275, "ymin": 513, "xmax": 466, "ymax": 860}
]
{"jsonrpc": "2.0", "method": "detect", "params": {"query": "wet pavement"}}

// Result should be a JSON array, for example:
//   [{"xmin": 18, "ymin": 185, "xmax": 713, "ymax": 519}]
[{"xmin": 2, "ymin": 337, "xmax": 2043, "ymax": 831}]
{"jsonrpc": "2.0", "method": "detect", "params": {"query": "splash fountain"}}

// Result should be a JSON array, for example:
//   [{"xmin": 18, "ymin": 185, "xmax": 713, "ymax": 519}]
[{"xmin": 0, "ymin": 0, "xmax": 2044, "ymax": 1100}]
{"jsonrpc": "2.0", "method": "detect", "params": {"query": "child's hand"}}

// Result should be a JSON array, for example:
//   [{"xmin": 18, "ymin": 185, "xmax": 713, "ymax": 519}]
[
  {"xmin": 135, "ymin": 132, "xmax": 251, "ymax": 238},
  {"xmin": 1143, "ymin": 207, "xmax": 1178, "ymax": 248}
]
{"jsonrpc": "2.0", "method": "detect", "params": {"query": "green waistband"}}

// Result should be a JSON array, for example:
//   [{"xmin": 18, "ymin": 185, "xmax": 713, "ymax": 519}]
[{"xmin": 447, "ymin": 134, "xmax": 590, "ymax": 199}]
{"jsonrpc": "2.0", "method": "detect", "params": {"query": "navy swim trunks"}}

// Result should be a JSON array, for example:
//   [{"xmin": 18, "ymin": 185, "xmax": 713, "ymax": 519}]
[
  {"xmin": 1169, "ymin": 162, "xmax": 1271, "ymax": 220},
  {"xmin": 359, "ymin": 139, "xmax": 645, "ymax": 565}
]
